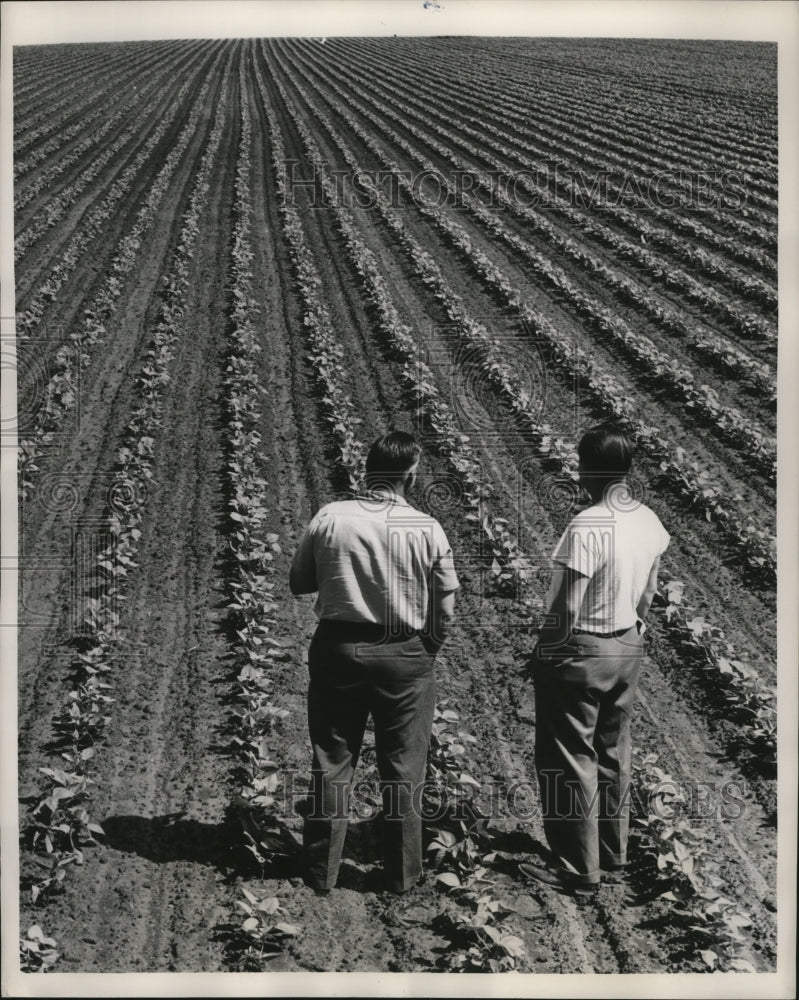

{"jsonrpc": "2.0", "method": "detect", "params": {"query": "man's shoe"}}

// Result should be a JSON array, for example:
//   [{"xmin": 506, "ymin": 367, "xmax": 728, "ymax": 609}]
[
  {"xmin": 518, "ymin": 861, "xmax": 598, "ymax": 896},
  {"xmin": 303, "ymin": 881, "xmax": 332, "ymax": 896},
  {"xmin": 383, "ymin": 872, "xmax": 424, "ymax": 895}
]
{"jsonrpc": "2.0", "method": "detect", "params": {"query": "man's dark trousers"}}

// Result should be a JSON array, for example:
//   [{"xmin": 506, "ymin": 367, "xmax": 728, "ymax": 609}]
[
  {"xmin": 532, "ymin": 623, "xmax": 644, "ymax": 886},
  {"xmin": 303, "ymin": 620, "xmax": 436, "ymax": 892}
]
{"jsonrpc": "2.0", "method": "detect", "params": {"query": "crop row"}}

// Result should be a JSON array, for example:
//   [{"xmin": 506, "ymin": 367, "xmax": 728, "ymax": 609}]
[
  {"xmin": 218, "ymin": 58, "xmax": 300, "ymax": 969},
  {"xmin": 467, "ymin": 39, "xmax": 776, "ymax": 171},
  {"xmin": 12, "ymin": 44, "xmax": 181, "ymax": 176},
  {"xmin": 18, "ymin": 54, "xmax": 227, "ymax": 498},
  {"xmin": 13, "ymin": 44, "xmax": 139, "ymax": 151},
  {"xmin": 306, "ymin": 40, "xmax": 776, "ymax": 266},
  {"xmin": 295, "ymin": 41, "xmax": 777, "ymax": 341},
  {"xmin": 13, "ymin": 42, "xmax": 206, "ymax": 225},
  {"xmin": 630, "ymin": 751, "xmax": 759, "ymax": 972},
  {"xmin": 652, "ymin": 581, "xmax": 776, "ymax": 772},
  {"xmin": 15, "ymin": 58, "xmax": 202, "ymax": 344},
  {"xmin": 425, "ymin": 708, "xmax": 528, "ymax": 972},
  {"xmin": 353, "ymin": 40, "xmax": 779, "ymax": 302},
  {"xmin": 254, "ymin": 67, "xmax": 367, "ymax": 493},
  {"xmin": 13, "ymin": 42, "xmax": 171, "ymax": 142},
  {"xmin": 299, "ymin": 52, "xmax": 779, "ymax": 480},
  {"xmin": 13, "ymin": 42, "xmax": 189, "ymax": 149},
  {"xmin": 458, "ymin": 190, "xmax": 778, "ymax": 438},
  {"xmin": 273, "ymin": 55, "xmax": 777, "ymax": 584},
  {"xmin": 19, "ymin": 76, "xmax": 230, "ymax": 969},
  {"xmin": 14, "ymin": 63, "xmax": 204, "ymax": 264},
  {"xmin": 308, "ymin": 37, "xmax": 778, "ymax": 281},
  {"xmin": 15, "ymin": 101, "xmax": 119, "ymax": 181},
  {"xmin": 14, "ymin": 45, "xmax": 105, "ymax": 107},
  {"xmin": 343, "ymin": 38, "xmax": 775, "ymax": 184},
  {"xmin": 413, "ymin": 37, "xmax": 778, "ymax": 169},
  {"xmin": 14, "ymin": 46, "xmax": 125, "ymax": 113}
]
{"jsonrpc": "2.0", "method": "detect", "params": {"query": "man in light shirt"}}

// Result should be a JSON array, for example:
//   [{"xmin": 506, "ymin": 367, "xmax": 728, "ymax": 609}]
[
  {"xmin": 521, "ymin": 424, "xmax": 669, "ymax": 895},
  {"xmin": 290, "ymin": 431, "xmax": 459, "ymax": 895}
]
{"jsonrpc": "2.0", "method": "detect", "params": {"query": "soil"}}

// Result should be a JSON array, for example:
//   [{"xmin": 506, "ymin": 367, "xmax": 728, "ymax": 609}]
[{"xmin": 14, "ymin": 37, "xmax": 778, "ymax": 976}]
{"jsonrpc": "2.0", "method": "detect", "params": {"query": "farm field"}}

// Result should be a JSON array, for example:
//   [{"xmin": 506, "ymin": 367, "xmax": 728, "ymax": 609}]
[{"xmin": 13, "ymin": 36, "xmax": 778, "ymax": 975}]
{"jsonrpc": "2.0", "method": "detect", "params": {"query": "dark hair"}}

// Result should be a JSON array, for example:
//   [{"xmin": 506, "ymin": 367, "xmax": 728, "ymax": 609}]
[
  {"xmin": 577, "ymin": 424, "xmax": 635, "ymax": 479},
  {"xmin": 365, "ymin": 431, "xmax": 422, "ymax": 487}
]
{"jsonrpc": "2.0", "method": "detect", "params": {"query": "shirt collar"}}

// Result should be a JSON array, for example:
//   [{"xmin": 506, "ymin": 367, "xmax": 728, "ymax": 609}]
[{"xmin": 356, "ymin": 490, "xmax": 410, "ymax": 507}]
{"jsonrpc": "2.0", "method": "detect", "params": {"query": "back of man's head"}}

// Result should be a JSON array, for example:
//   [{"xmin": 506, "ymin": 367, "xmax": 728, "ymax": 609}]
[
  {"xmin": 577, "ymin": 424, "xmax": 635, "ymax": 480},
  {"xmin": 365, "ymin": 431, "xmax": 422, "ymax": 489}
]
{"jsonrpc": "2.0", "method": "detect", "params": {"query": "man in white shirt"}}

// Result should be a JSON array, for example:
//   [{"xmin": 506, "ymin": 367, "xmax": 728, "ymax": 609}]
[
  {"xmin": 521, "ymin": 425, "xmax": 669, "ymax": 895},
  {"xmin": 290, "ymin": 431, "xmax": 459, "ymax": 894}
]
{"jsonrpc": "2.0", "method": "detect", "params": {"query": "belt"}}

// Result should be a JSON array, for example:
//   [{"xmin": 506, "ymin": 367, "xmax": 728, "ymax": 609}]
[
  {"xmin": 572, "ymin": 626, "xmax": 633, "ymax": 639},
  {"xmin": 316, "ymin": 619, "xmax": 421, "ymax": 642}
]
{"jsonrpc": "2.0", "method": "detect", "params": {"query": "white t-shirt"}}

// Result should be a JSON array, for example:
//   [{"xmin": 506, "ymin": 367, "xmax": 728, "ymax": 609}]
[
  {"xmin": 290, "ymin": 493, "xmax": 459, "ymax": 631},
  {"xmin": 550, "ymin": 500, "xmax": 670, "ymax": 632}
]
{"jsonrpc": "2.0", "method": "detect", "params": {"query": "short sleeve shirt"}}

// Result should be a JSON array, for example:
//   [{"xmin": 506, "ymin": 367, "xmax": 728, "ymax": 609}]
[
  {"xmin": 290, "ymin": 493, "xmax": 459, "ymax": 631},
  {"xmin": 551, "ymin": 501, "xmax": 670, "ymax": 631}
]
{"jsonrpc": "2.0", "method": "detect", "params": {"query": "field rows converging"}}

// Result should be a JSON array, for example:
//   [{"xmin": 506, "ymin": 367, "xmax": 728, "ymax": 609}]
[
  {"xmin": 14, "ymin": 37, "xmax": 778, "ymax": 977},
  {"xmin": 311, "ymin": 38, "xmax": 778, "ymax": 320},
  {"xmin": 289, "ymin": 39, "xmax": 777, "ymax": 347},
  {"xmin": 328, "ymin": 38, "xmax": 778, "ymax": 238}
]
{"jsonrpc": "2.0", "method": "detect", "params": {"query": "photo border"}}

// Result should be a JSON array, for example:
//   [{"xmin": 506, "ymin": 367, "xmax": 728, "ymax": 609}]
[{"xmin": 2, "ymin": 2, "xmax": 796, "ymax": 997}]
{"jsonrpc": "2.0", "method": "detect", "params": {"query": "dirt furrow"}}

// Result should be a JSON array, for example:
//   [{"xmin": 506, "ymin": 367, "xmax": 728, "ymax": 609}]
[
  {"xmin": 18, "ymin": 45, "xmax": 236, "ymax": 790},
  {"xmin": 17, "ymin": 48, "xmax": 243, "ymax": 971}
]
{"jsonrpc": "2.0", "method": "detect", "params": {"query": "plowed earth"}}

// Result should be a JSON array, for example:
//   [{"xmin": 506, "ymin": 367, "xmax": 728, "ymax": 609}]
[{"xmin": 14, "ymin": 37, "xmax": 777, "ymax": 974}]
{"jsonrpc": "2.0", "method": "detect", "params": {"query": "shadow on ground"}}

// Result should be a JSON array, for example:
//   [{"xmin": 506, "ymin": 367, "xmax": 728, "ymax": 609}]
[{"xmin": 100, "ymin": 811, "xmax": 240, "ymax": 868}]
